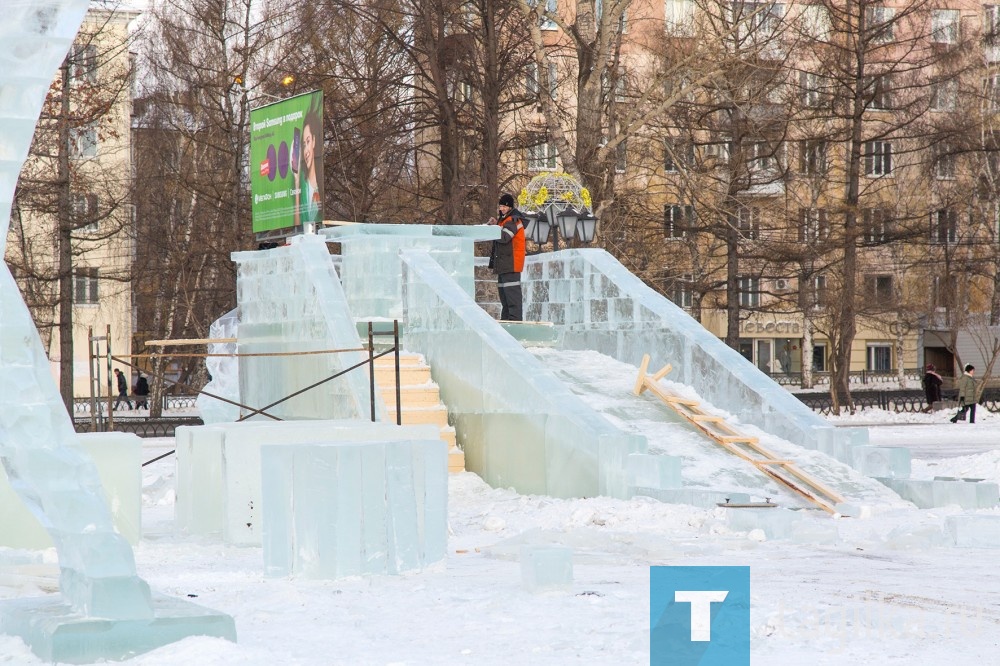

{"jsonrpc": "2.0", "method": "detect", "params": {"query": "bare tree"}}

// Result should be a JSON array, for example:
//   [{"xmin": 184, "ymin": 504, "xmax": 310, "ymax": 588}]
[
  {"xmin": 133, "ymin": 0, "xmax": 287, "ymax": 414},
  {"xmin": 7, "ymin": 9, "xmax": 135, "ymax": 412}
]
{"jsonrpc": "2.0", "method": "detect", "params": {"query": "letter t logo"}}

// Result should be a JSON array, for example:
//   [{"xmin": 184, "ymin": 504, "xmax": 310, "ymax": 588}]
[{"xmin": 674, "ymin": 590, "xmax": 729, "ymax": 641}]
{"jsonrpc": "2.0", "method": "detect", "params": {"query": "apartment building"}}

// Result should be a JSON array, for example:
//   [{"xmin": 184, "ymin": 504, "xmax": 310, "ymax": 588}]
[
  {"xmin": 500, "ymin": 1, "xmax": 1000, "ymax": 381},
  {"xmin": 5, "ymin": 6, "xmax": 138, "ymax": 399}
]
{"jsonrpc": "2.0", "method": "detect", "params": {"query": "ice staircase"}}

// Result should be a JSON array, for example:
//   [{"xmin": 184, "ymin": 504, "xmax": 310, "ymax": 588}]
[
  {"xmin": 373, "ymin": 353, "xmax": 464, "ymax": 472},
  {"xmin": 634, "ymin": 354, "xmax": 846, "ymax": 513}
]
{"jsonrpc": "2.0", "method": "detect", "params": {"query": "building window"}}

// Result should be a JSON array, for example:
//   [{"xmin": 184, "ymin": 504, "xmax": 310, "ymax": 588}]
[
  {"xmin": 862, "ymin": 207, "xmax": 893, "ymax": 244},
  {"xmin": 800, "ymin": 71, "xmax": 824, "ymax": 108},
  {"xmin": 526, "ymin": 62, "xmax": 539, "ymax": 97},
  {"xmin": 812, "ymin": 342, "xmax": 828, "ymax": 372},
  {"xmin": 930, "ymin": 208, "xmax": 958, "ymax": 244},
  {"xmin": 601, "ymin": 71, "xmax": 627, "ymax": 104},
  {"xmin": 738, "ymin": 275, "xmax": 760, "ymax": 307},
  {"xmin": 932, "ymin": 275, "xmax": 955, "ymax": 309},
  {"xmin": 70, "ymin": 44, "xmax": 97, "ymax": 84},
  {"xmin": 69, "ymin": 124, "xmax": 98, "ymax": 158},
  {"xmin": 733, "ymin": 1, "xmax": 784, "ymax": 39},
  {"xmin": 615, "ymin": 137, "xmax": 627, "ymax": 173},
  {"xmin": 809, "ymin": 274, "xmax": 828, "ymax": 309},
  {"xmin": 73, "ymin": 267, "xmax": 99, "ymax": 305},
  {"xmin": 931, "ymin": 79, "xmax": 958, "ymax": 111},
  {"xmin": 868, "ymin": 74, "xmax": 893, "ymax": 110},
  {"xmin": 865, "ymin": 274, "xmax": 894, "ymax": 307},
  {"xmin": 703, "ymin": 136, "xmax": 731, "ymax": 161},
  {"xmin": 748, "ymin": 141, "xmax": 777, "ymax": 172},
  {"xmin": 986, "ymin": 5, "xmax": 1000, "ymax": 46},
  {"xmin": 866, "ymin": 5, "xmax": 895, "ymax": 43},
  {"xmin": 864, "ymin": 141, "xmax": 892, "ymax": 176},
  {"xmin": 664, "ymin": 138, "xmax": 694, "ymax": 173},
  {"xmin": 932, "ymin": 9, "xmax": 960, "ymax": 44},
  {"xmin": 664, "ymin": 204, "xmax": 694, "ymax": 238},
  {"xmin": 867, "ymin": 343, "xmax": 893, "ymax": 372},
  {"xmin": 989, "ymin": 74, "xmax": 1000, "ymax": 111},
  {"xmin": 530, "ymin": 0, "xmax": 558, "ymax": 30},
  {"xmin": 527, "ymin": 141, "xmax": 557, "ymax": 170},
  {"xmin": 736, "ymin": 206, "xmax": 760, "ymax": 240},
  {"xmin": 667, "ymin": 273, "xmax": 693, "ymax": 308},
  {"xmin": 934, "ymin": 147, "xmax": 956, "ymax": 179},
  {"xmin": 799, "ymin": 208, "xmax": 829, "ymax": 242},
  {"xmin": 70, "ymin": 192, "xmax": 99, "ymax": 233},
  {"xmin": 665, "ymin": 0, "xmax": 695, "ymax": 36},
  {"xmin": 800, "ymin": 140, "xmax": 826, "ymax": 175}
]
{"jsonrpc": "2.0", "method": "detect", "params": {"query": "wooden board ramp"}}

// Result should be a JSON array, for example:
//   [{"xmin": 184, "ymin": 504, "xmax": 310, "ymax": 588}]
[{"xmin": 633, "ymin": 354, "xmax": 845, "ymax": 514}]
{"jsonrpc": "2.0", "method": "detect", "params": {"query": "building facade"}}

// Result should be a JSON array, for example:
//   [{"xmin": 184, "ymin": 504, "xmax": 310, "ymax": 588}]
[{"xmin": 5, "ymin": 7, "xmax": 137, "ymax": 399}]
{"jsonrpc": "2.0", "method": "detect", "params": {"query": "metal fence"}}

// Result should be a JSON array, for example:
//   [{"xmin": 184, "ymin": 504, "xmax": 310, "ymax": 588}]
[
  {"xmin": 73, "ymin": 416, "xmax": 203, "ymax": 438},
  {"xmin": 73, "ymin": 394, "xmax": 199, "ymax": 413},
  {"xmin": 769, "ymin": 368, "xmax": 923, "ymax": 387},
  {"xmin": 792, "ymin": 388, "xmax": 1000, "ymax": 416}
]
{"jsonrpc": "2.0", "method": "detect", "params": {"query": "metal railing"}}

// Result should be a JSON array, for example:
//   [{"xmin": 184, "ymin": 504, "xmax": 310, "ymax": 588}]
[
  {"xmin": 73, "ymin": 394, "xmax": 199, "ymax": 413},
  {"xmin": 792, "ymin": 388, "xmax": 1000, "ymax": 416}
]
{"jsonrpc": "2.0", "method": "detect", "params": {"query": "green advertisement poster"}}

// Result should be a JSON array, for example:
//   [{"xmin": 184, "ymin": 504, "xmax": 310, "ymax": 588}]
[{"xmin": 249, "ymin": 90, "xmax": 324, "ymax": 234}]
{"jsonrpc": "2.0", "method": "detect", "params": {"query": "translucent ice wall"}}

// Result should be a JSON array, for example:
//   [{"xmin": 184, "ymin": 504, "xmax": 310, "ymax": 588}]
[
  {"xmin": 0, "ymin": 0, "xmax": 154, "ymax": 618},
  {"xmin": 523, "ymin": 249, "xmax": 857, "ymax": 451},
  {"xmin": 231, "ymin": 234, "xmax": 377, "ymax": 421},
  {"xmin": 196, "ymin": 308, "xmax": 241, "ymax": 424},
  {"xmin": 399, "ymin": 249, "xmax": 646, "ymax": 499},
  {"xmin": 322, "ymin": 223, "xmax": 491, "ymax": 319}
]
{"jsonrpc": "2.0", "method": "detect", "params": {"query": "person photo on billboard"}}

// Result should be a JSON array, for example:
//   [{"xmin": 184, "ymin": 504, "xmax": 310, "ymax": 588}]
[{"xmin": 293, "ymin": 106, "xmax": 323, "ymax": 226}]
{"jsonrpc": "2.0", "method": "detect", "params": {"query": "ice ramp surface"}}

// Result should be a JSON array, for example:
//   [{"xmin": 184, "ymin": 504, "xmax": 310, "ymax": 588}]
[
  {"xmin": 634, "ymin": 355, "xmax": 844, "ymax": 513},
  {"xmin": 530, "ymin": 348, "xmax": 909, "ymax": 509}
]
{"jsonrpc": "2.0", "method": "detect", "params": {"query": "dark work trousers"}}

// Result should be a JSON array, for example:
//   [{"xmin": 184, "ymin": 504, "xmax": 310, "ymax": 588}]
[
  {"xmin": 951, "ymin": 402, "xmax": 977, "ymax": 424},
  {"xmin": 497, "ymin": 272, "xmax": 523, "ymax": 321}
]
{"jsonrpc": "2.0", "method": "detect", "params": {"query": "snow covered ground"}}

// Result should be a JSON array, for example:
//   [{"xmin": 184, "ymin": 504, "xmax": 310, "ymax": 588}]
[{"xmin": 2, "ymin": 406, "xmax": 1000, "ymax": 664}]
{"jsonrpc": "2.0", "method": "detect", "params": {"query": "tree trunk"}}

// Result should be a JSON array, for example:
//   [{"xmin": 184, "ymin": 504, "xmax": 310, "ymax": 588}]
[{"xmin": 57, "ymin": 60, "xmax": 74, "ymax": 415}]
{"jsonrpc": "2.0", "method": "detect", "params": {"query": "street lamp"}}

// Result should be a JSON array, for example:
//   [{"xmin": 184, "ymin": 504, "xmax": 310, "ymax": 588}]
[
  {"xmin": 576, "ymin": 211, "xmax": 598, "ymax": 243},
  {"xmin": 555, "ymin": 206, "xmax": 578, "ymax": 242}
]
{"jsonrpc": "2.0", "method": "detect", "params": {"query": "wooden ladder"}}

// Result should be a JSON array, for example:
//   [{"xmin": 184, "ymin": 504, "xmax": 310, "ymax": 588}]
[{"xmin": 633, "ymin": 354, "xmax": 845, "ymax": 514}]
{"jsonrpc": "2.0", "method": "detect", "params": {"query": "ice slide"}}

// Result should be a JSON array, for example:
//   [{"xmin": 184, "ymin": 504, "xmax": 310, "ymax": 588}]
[{"xmin": 208, "ymin": 227, "xmax": 901, "ymax": 508}]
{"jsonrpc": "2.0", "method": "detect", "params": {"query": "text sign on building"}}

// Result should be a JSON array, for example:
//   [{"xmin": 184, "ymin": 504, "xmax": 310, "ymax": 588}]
[
  {"xmin": 249, "ymin": 90, "xmax": 324, "ymax": 234},
  {"xmin": 650, "ymin": 566, "xmax": 750, "ymax": 665}
]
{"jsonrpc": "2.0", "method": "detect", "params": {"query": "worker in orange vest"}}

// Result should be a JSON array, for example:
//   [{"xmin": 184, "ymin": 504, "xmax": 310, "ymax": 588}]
[{"xmin": 487, "ymin": 193, "xmax": 526, "ymax": 321}]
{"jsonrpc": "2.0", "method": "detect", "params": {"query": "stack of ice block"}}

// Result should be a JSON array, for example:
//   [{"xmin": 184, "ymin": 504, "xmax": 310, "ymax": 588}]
[
  {"xmin": 262, "ymin": 436, "xmax": 447, "ymax": 578},
  {"xmin": 323, "ymin": 223, "xmax": 499, "ymax": 319},
  {"xmin": 175, "ymin": 420, "xmax": 442, "ymax": 546},
  {"xmin": 945, "ymin": 515, "xmax": 1000, "ymax": 548},
  {"xmin": 230, "ymin": 234, "xmax": 375, "ymax": 422},
  {"xmin": 0, "ymin": 432, "xmax": 142, "ymax": 548},
  {"xmin": 879, "ymin": 478, "xmax": 999, "ymax": 510}
]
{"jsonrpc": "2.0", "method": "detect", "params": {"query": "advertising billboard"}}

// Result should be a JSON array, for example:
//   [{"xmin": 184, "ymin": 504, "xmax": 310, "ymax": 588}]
[{"xmin": 249, "ymin": 90, "xmax": 324, "ymax": 234}]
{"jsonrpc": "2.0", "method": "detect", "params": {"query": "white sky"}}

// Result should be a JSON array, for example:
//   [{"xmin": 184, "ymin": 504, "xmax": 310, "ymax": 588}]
[{"xmin": 1, "ymin": 349, "xmax": 999, "ymax": 664}]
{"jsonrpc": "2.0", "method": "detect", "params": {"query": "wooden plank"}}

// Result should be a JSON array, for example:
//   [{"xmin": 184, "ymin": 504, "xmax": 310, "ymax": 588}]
[
  {"xmin": 144, "ymin": 337, "xmax": 236, "ymax": 346},
  {"xmin": 633, "ymin": 354, "xmax": 651, "ymax": 396},
  {"xmin": 717, "ymin": 435, "xmax": 759, "ymax": 444},
  {"xmin": 690, "ymin": 415, "xmax": 724, "ymax": 422},
  {"xmin": 652, "ymin": 363, "xmax": 673, "ymax": 382},
  {"xmin": 664, "ymin": 396, "xmax": 701, "ymax": 406},
  {"xmin": 756, "ymin": 460, "xmax": 792, "ymax": 465}
]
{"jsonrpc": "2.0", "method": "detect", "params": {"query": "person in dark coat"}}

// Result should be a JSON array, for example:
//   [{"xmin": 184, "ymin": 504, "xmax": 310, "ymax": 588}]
[
  {"xmin": 113, "ymin": 368, "xmax": 132, "ymax": 410},
  {"xmin": 922, "ymin": 363, "xmax": 943, "ymax": 412},
  {"xmin": 487, "ymin": 193, "xmax": 526, "ymax": 321},
  {"xmin": 133, "ymin": 372, "xmax": 150, "ymax": 410}
]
